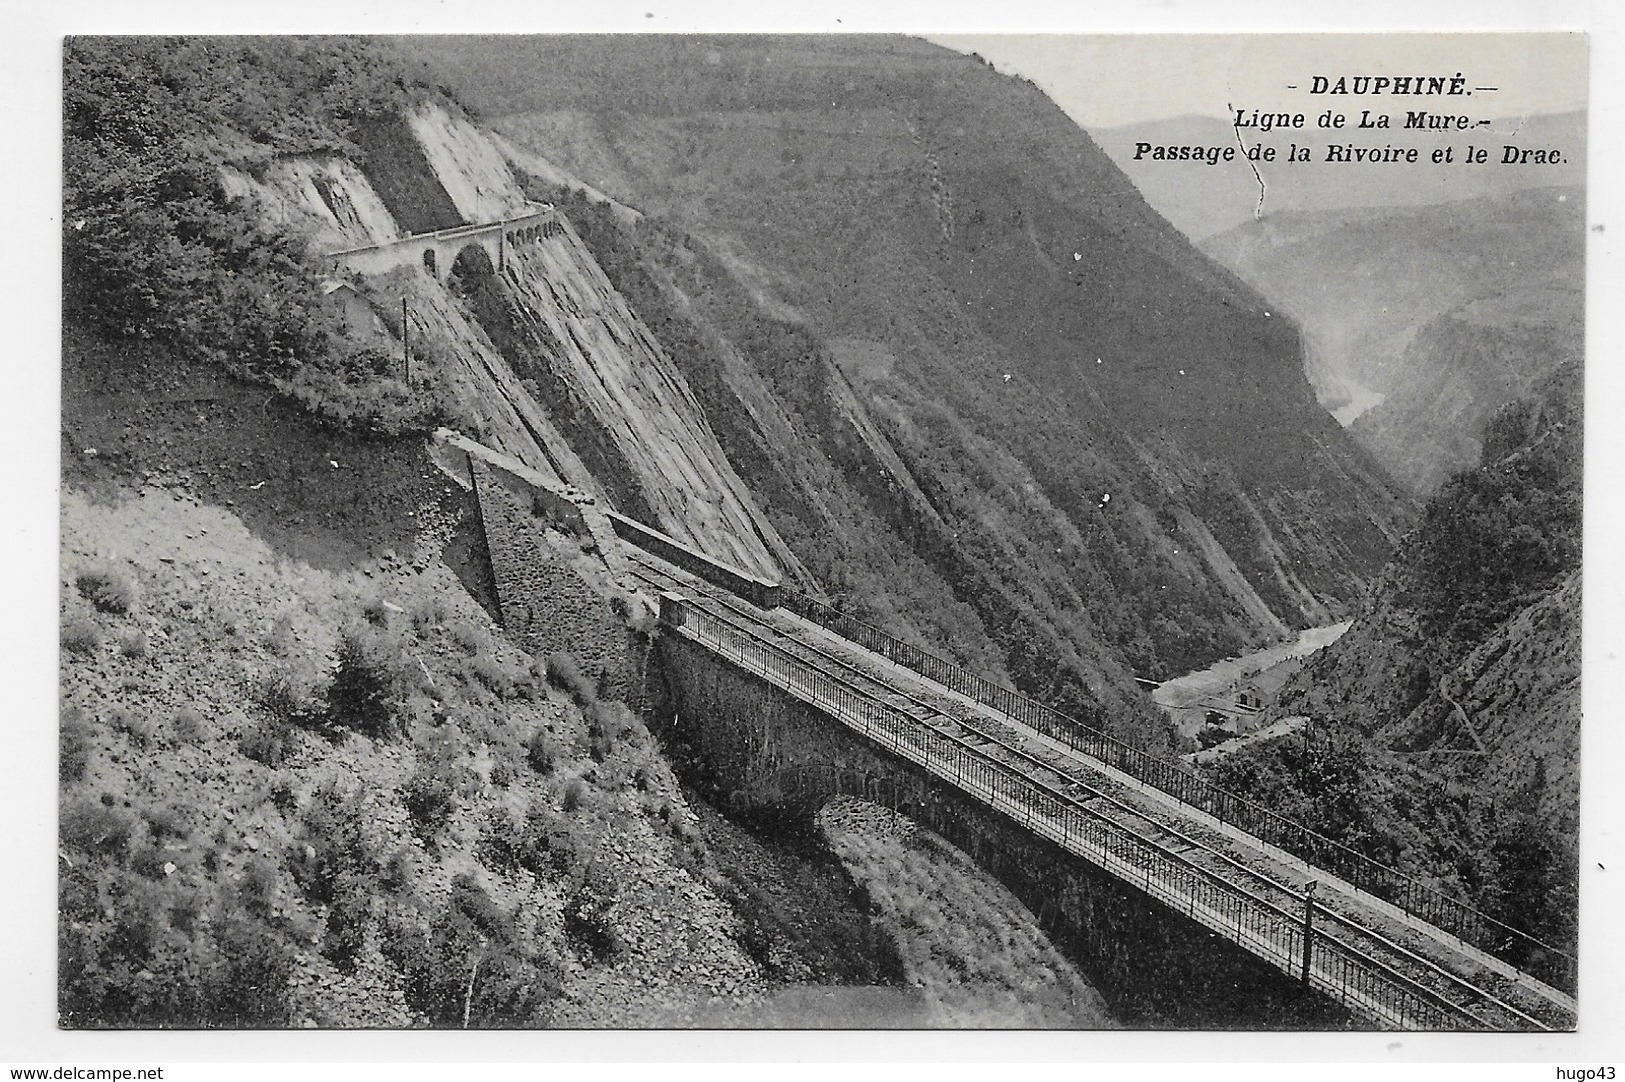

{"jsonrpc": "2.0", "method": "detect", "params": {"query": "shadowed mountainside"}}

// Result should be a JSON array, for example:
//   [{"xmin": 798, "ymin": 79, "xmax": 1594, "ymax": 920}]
[{"xmin": 1211, "ymin": 360, "xmax": 1581, "ymax": 971}]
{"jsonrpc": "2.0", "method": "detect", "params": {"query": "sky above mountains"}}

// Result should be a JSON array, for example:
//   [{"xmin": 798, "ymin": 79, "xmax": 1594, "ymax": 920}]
[{"xmin": 929, "ymin": 33, "xmax": 1588, "ymax": 129}]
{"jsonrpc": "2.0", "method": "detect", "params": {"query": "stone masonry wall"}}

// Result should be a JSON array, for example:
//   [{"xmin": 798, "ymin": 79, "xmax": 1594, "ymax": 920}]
[{"xmin": 468, "ymin": 454, "xmax": 637, "ymax": 696}]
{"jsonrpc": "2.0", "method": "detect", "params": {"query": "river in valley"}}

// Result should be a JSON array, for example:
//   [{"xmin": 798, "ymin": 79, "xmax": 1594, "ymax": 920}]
[{"xmin": 1154, "ymin": 620, "xmax": 1351, "ymax": 745}]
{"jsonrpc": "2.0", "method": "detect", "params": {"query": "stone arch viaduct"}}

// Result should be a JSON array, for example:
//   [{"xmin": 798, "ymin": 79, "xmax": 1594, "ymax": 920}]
[{"xmin": 326, "ymin": 204, "xmax": 566, "ymax": 284}]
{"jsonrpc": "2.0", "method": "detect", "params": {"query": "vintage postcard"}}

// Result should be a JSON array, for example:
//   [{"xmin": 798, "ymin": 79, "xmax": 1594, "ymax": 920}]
[{"xmin": 31, "ymin": 21, "xmax": 1603, "ymax": 1069}]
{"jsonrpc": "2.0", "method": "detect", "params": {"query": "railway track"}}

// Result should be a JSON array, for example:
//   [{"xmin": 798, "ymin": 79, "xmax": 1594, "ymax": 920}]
[{"xmin": 626, "ymin": 550, "xmax": 1574, "ymax": 1032}]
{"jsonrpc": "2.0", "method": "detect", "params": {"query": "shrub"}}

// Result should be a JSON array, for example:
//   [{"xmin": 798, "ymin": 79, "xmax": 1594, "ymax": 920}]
[
  {"xmin": 110, "ymin": 708, "xmax": 156, "ymax": 750},
  {"xmin": 170, "ymin": 706, "xmax": 206, "ymax": 744},
  {"xmin": 544, "ymin": 652, "xmax": 594, "ymax": 705},
  {"xmin": 256, "ymin": 666, "xmax": 322, "ymax": 728},
  {"xmin": 321, "ymin": 888, "xmax": 372, "ymax": 974},
  {"xmin": 142, "ymin": 802, "xmax": 191, "ymax": 844},
  {"xmin": 198, "ymin": 911, "xmax": 297, "ymax": 1027},
  {"xmin": 278, "ymin": 367, "xmax": 449, "ymax": 439},
  {"xmin": 326, "ymin": 627, "xmax": 405, "ymax": 740},
  {"xmin": 448, "ymin": 619, "xmax": 491, "ymax": 656},
  {"xmin": 585, "ymin": 700, "xmax": 646, "ymax": 766},
  {"xmin": 268, "ymin": 778, "xmax": 298, "ymax": 814},
  {"xmin": 239, "ymin": 716, "xmax": 293, "ymax": 768},
  {"xmin": 395, "ymin": 892, "xmax": 561, "ymax": 1027},
  {"xmin": 466, "ymin": 652, "xmax": 515, "ymax": 697},
  {"xmin": 379, "ymin": 848, "xmax": 414, "ymax": 895},
  {"xmin": 285, "ymin": 782, "xmax": 385, "ymax": 973},
  {"xmin": 361, "ymin": 596, "xmax": 391, "ymax": 627},
  {"xmin": 526, "ymin": 729, "xmax": 562, "ymax": 775},
  {"xmin": 75, "ymin": 563, "xmax": 136, "ymax": 614},
  {"xmin": 288, "ymin": 781, "xmax": 376, "ymax": 907},
  {"xmin": 263, "ymin": 611, "xmax": 297, "ymax": 656},
  {"xmin": 450, "ymin": 874, "xmax": 511, "ymax": 940},
  {"xmin": 512, "ymin": 803, "xmax": 585, "ymax": 879},
  {"xmin": 116, "ymin": 629, "xmax": 150, "ymax": 659},
  {"xmin": 61, "ymin": 615, "xmax": 102, "ymax": 656},
  {"xmin": 563, "ymin": 861, "xmax": 624, "ymax": 965},
  {"xmin": 60, "ymin": 797, "xmax": 136, "ymax": 858},
  {"xmin": 585, "ymin": 702, "xmax": 617, "ymax": 764},
  {"xmin": 61, "ymin": 707, "xmax": 93, "ymax": 784},
  {"xmin": 489, "ymin": 760, "xmax": 515, "ymax": 789},
  {"xmin": 560, "ymin": 777, "xmax": 589, "ymax": 815},
  {"xmin": 239, "ymin": 856, "xmax": 280, "ymax": 918},
  {"xmin": 127, "ymin": 841, "xmax": 167, "ymax": 880},
  {"xmin": 402, "ymin": 767, "xmax": 458, "ymax": 849},
  {"xmin": 410, "ymin": 595, "xmax": 450, "ymax": 632}
]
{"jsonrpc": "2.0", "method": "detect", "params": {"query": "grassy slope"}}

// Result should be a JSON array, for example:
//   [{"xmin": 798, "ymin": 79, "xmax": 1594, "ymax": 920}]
[
  {"xmin": 59, "ymin": 329, "xmax": 763, "ymax": 1027},
  {"xmin": 819, "ymin": 798, "xmax": 1116, "ymax": 1028}
]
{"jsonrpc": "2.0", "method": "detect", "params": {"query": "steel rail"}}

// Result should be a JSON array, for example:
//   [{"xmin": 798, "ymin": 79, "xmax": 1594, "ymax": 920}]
[
  {"xmin": 776, "ymin": 581, "xmax": 1575, "ymax": 989},
  {"xmin": 667, "ymin": 568, "xmax": 1561, "ymax": 1029},
  {"xmin": 631, "ymin": 556, "xmax": 1552, "ymax": 1030},
  {"xmin": 663, "ymin": 598, "xmax": 1490, "ymax": 1031}
]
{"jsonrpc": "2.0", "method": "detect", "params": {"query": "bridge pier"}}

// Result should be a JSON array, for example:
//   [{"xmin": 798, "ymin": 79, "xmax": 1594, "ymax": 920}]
[{"xmin": 648, "ymin": 631, "xmax": 1354, "ymax": 1029}]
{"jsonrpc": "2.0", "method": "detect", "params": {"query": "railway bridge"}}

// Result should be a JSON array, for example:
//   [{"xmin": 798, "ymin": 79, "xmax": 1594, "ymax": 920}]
[
  {"xmin": 448, "ymin": 426, "xmax": 1578, "ymax": 1032},
  {"xmin": 325, "ymin": 203, "xmax": 564, "ymax": 284}
]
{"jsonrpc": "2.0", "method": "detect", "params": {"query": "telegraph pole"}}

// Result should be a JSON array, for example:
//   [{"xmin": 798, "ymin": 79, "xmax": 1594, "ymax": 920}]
[{"xmin": 402, "ymin": 298, "xmax": 411, "ymax": 384}]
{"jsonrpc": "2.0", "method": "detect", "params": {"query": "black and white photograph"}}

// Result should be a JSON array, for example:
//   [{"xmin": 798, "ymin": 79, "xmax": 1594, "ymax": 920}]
[{"xmin": 16, "ymin": 7, "xmax": 1617, "ymax": 1067}]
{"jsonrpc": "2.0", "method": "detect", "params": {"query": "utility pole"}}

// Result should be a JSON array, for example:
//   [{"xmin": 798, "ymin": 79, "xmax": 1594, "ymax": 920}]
[
  {"xmin": 1301, "ymin": 880, "xmax": 1318, "ymax": 984},
  {"xmin": 402, "ymin": 298, "xmax": 411, "ymax": 385}
]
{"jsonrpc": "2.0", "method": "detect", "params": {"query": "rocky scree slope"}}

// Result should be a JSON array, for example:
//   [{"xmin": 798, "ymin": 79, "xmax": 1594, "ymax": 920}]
[{"xmin": 58, "ymin": 326, "xmax": 781, "ymax": 1027}]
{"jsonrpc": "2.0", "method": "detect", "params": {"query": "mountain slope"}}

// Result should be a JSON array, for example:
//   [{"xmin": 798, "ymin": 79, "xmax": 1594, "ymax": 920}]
[
  {"xmin": 1199, "ymin": 186, "xmax": 1584, "ymax": 492},
  {"xmin": 396, "ymin": 34, "xmax": 1411, "ymax": 720},
  {"xmin": 1236, "ymin": 360, "xmax": 1582, "ymax": 973}
]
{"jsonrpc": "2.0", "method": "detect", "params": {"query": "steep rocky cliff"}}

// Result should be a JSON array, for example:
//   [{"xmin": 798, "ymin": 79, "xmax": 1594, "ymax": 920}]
[
  {"xmin": 228, "ymin": 101, "xmax": 801, "ymax": 581},
  {"xmin": 1280, "ymin": 354, "xmax": 1580, "ymax": 806},
  {"xmin": 1203, "ymin": 358, "xmax": 1580, "ymax": 966},
  {"xmin": 1350, "ymin": 289, "xmax": 1583, "ymax": 494}
]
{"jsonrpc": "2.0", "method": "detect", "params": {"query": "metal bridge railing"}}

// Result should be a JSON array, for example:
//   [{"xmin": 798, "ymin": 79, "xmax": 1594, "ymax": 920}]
[
  {"xmin": 670, "ymin": 599, "xmax": 1494, "ymax": 1031},
  {"xmin": 775, "ymin": 588, "xmax": 1575, "ymax": 995}
]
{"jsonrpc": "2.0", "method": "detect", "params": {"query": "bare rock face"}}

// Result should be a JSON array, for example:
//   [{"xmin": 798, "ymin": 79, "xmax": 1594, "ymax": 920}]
[
  {"xmin": 239, "ymin": 102, "xmax": 802, "ymax": 583},
  {"xmin": 407, "ymin": 103, "xmax": 534, "ymax": 224},
  {"xmin": 221, "ymin": 157, "xmax": 403, "ymax": 251},
  {"xmin": 491, "ymin": 218, "xmax": 804, "ymax": 582}
]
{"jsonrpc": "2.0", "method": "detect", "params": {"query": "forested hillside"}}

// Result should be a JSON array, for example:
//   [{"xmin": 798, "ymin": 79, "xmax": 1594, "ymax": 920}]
[
  {"xmin": 1203, "ymin": 360, "xmax": 1581, "ymax": 976},
  {"xmin": 64, "ymin": 37, "xmax": 463, "ymax": 436}
]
